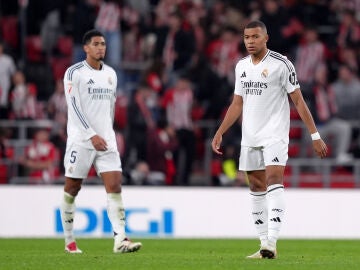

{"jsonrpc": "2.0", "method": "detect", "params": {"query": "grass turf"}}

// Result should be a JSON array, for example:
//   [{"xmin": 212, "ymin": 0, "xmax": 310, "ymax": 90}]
[{"xmin": 1, "ymin": 238, "xmax": 360, "ymax": 270}]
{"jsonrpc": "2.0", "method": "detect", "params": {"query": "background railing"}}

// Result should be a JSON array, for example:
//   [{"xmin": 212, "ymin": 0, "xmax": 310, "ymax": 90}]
[{"xmin": 1, "ymin": 119, "xmax": 360, "ymax": 187}]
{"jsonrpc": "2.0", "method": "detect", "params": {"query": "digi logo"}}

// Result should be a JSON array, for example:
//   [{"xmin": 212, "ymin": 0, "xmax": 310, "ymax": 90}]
[{"xmin": 55, "ymin": 208, "xmax": 174, "ymax": 237}]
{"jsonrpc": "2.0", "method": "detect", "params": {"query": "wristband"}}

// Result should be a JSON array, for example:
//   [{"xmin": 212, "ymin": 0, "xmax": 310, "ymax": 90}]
[{"xmin": 311, "ymin": 132, "xmax": 321, "ymax": 141}]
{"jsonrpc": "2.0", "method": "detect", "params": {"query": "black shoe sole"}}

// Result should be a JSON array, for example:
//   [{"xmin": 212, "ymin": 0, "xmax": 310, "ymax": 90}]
[{"xmin": 260, "ymin": 249, "xmax": 275, "ymax": 259}]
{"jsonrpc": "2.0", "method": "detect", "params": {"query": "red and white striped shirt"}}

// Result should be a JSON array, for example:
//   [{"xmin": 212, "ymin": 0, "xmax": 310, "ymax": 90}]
[{"xmin": 95, "ymin": 2, "xmax": 121, "ymax": 32}]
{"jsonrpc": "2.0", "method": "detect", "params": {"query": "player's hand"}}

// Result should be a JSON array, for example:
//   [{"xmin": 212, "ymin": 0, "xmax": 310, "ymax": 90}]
[
  {"xmin": 211, "ymin": 133, "xmax": 223, "ymax": 155},
  {"xmin": 91, "ymin": 135, "xmax": 108, "ymax": 151},
  {"xmin": 312, "ymin": 139, "xmax": 328, "ymax": 159}
]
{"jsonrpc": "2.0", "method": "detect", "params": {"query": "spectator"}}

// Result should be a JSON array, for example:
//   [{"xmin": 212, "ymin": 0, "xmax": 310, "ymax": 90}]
[
  {"xmin": 47, "ymin": 79, "xmax": 67, "ymax": 174},
  {"xmin": 304, "ymin": 64, "xmax": 353, "ymax": 164},
  {"xmin": 47, "ymin": 79, "xmax": 67, "ymax": 130},
  {"xmin": 0, "ymin": 40, "xmax": 16, "ymax": 118},
  {"xmin": 331, "ymin": 64, "xmax": 360, "ymax": 120},
  {"xmin": 146, "ymin": 116, "xmax": 178, "ymax": 185},
  {"xmin": 294, "ymin": 26, "xmax": 328, "ymax": 94},
  {"xmin": 9, "ymin": 70, "xmax": 39, "ymax": 120},
  {"xmin": 18, "ymin": 128, "xmax": 60, "ymax": 184},
  {"xmin": 0, "ymin": 127, "xmax": 13, "ymax": 183},
  {"xmin": 125, "ymin": 83, "xmax": 157, "ymax": 166},
  {"xmin": 206, "ymin": 26, "xmax": 242, "ymax": 86},
  {"xmin": 161, "ymin": 76, "xmax": 196, "ymax": 185},
  {"xmin": 259, "ymin": 0, "xmax": 292, "ymax": 54},
  {"xmin": 70, "ymin": 0, "xmax": 99, "ymax": 64},
  {"xmin": 154, "ymin": 10, "xmax": 196, "ymax": 85},
  {"xmin": 95, "ymin": 0, "xmax": 123, "ymax": 89},
  {"xmin": 336, "ymin": 9, "xmax": 360, "ymax": 50}
]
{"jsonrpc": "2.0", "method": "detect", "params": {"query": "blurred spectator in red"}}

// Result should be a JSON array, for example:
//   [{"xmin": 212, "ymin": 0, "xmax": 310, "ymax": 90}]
[
  {"xmin": 185, "ymin": 2, "xmax": 207, "ymax": 54},
  {"xmin": 294, "ymin": 26, "xmax": 328, "ymax": 94},
  {"xmin": 9, "ymin": 70, "xmax": 40, "ymax": 120},
  {"xmin": 336, "ymin": 9, "xmax": 360, "ymax": 50},
  {"xmin": 153, "ymin": 0, "xmax": 179, "ymax": 28},
  {"xmin": 0, "ymin": 127, "xmax": 13, "ymax": 183},
  {"xmin": 0, "ymin": 40, "xmax": 16, "ymax": 118},
  {"xmin": 161, "ymin": 76, "xmax": 195, "ymax": 185},
  {"xmin": 18, "ymin": 128, "xmax": 60, "ymax": 184},
  {"xmin": 125, "ymin": 83, "xmax": 158, "ymax": 166},
  {"xmin": 331, "ymin": 64, "xmax": 360, "ymax": 120},
  {"xmin": 147, "ymin": 116, "xmax": 178, "ymax": 185},
  {"xmin": 140, "ymin": 59, "xmax": 167, "ymax": 95},
  {"xmin": 95, "ymin": 0, "xmax": 123, "ymax": 88},
  {"xmin": 206, "ymin": 25, "xmax": 241, "ymax": 86}
]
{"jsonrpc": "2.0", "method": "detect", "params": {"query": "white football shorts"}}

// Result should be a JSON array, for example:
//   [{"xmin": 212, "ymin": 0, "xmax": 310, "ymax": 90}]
[
  {"xmin": 64, "ymin": 143, "xmax": 122, "ymax": 179},
  {"xmin": 239, "ymin": 140, "xmax": 288, "ymax": 171}
]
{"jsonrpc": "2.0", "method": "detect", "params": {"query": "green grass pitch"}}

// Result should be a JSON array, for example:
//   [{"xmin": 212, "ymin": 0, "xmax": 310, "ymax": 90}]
[{"xmin": 1, "ymin": 238, "xmax": 360, "ymax": 270}]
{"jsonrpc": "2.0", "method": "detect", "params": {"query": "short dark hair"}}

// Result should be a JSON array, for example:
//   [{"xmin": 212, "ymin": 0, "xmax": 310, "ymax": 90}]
[
  {"xmin": 82, "ymin": 29, "xmax": 105, "ymax": 45},
  {"xmin": 245, "ymin": 20, "xmax": 267, "ymax": 34}
]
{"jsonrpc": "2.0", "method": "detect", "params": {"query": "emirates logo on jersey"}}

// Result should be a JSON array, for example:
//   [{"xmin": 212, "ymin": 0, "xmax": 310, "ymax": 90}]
[
  {"xmin": 261, "ymin": 69, "xmax": 268, "ymax": 78},
  {"xmin": 108, "ymin": 77, "xmax": 113, "ymax": 85}
]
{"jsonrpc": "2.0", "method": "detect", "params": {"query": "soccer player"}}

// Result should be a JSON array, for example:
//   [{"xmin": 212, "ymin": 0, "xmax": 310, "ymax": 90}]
[
  {"xmin": 60, "ymin": 29, "xmax": 142, "ymax": 254},
  {"xmin": 211, "ymin": 21, "xmax": 328, "ymax": 259}
]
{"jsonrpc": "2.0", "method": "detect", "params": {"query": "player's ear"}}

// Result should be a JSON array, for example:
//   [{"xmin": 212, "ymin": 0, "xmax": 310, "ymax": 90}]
[{"xmin": 83, "ymin": 44, "xmax": 89, "ymax": 53}]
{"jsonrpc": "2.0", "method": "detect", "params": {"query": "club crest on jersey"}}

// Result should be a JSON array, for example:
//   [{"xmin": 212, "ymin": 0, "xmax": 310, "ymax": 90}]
[
  {"xmin": 261, "ymin": 69, "xmax": 268, "ymax": 78},
  {"xmin": 68, "ymin": 167, "xmax": 73, "ymax": 174},
  {"xmin": 108, "ymin": 77, "xmax": 113, "ymax": 85}
]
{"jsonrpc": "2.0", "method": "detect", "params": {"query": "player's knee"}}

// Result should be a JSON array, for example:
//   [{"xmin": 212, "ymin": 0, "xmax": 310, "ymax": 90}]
[
  {"xmin": 266, "ymin": 175, "xmax": 283, "ymax": 186},
  {"xmin": 64, "ymin": 181, "xmax": 82, "ymax": 196}
]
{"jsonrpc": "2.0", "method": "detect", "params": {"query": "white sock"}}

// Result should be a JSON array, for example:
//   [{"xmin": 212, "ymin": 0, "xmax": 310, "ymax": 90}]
[
  {"xmin": 267, "ymin": 184, "xmax": 285, "ymax": 247},
  {"xmin": 107, "ymin": 193, "xmax": 126, "ymax": 241},
  {"xmin": 250, "ymin": 191, "xmax": 268, "ymax": 247},
  {"xmin": 60, "ymin": 192, "xmax": 76, "ymax": 245}
]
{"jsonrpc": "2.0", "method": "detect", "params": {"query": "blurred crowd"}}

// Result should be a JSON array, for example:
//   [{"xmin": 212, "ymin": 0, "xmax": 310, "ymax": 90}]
[{"xmin": 0, "ymin": 0, "xmax": 360, "ymax": 185}]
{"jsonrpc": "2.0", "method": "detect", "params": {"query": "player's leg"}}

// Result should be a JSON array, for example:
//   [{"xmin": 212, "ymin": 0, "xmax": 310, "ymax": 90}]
[
  {"xmin": 239, "ymin": 146, "xmax": 268, "ymax": 258},
  {"xmin": 246, "ymin": 170, "xmax": 269, "ymax": 258},
  {"xmin": 61, "ymin": 177, "xmax": 83, "ymax": 253},
  {"xmin": 96, "ymin": 150, "xmax": 142, "ymax": 253},
  {"xmin": 61, "ymin": 144, "xmax": 94, "ymax": 253},
  {"xmin": 261, "ymin": 141, "xmax": 288, "ymax": 258}
]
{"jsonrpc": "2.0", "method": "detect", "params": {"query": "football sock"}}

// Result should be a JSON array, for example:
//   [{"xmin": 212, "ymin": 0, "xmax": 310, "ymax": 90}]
[
  {"xmin": 60, "ymin": 192, "xmax": 76, "ymax": 245},
  {"xmin": 267, "ymin": 184, "xmax": 285, "ymax": 247},
  {"xmin": 107, "ymin": 193, "xmax": 126, "ymax": 241},
  {"xmin": 250, "ymin": 191, "xmax": 268, "ymax": 247}
]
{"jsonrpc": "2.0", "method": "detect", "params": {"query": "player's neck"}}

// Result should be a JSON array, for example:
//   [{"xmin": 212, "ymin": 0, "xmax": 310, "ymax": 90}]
[
  {"xmin": 85, "ymin": 58, "xmax": 102, "ymax": 70},
  {"xmin": 251, "ymin": 48, "xmax": 268, "ymax": 65}
]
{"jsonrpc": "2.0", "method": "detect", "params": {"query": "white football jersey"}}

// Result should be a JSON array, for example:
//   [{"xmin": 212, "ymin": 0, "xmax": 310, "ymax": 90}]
[
  {"xmin": 234, "ymin": 50, "xmax": 300, "ymax": 147},
  {"xmin": 64, "ymin": 60, "xmax": 117, "ymax": 149}
]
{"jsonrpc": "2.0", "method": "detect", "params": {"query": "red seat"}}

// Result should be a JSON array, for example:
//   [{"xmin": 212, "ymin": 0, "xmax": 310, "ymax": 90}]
[
  {"xmin": 56, "ymin": 36, "xmax": 73, "ymax": 57},
  {"xmin": 0, "ymin": 16, "xmax": 19, "ymax": 48},
  {"xmin": 298, "ymin": 173, "xmax": 324, "ymax": 188},
  {"xmin": 289, "ymin": 126, "xmax": 302, "ymax": 139},
  {"xmin": 26, "ymin": 35, "xmax": 44, "ymax": 62},
  {"xmin": 50, "ymin": 57, "xmax": 72, "ymax": 80},
  {"xmin": 0, "ymin": 164, "xmax": 8, "ymax": 184},
  {"xmin": 288, "ymin": 143, "xmax": 300, "ymax": 157}
]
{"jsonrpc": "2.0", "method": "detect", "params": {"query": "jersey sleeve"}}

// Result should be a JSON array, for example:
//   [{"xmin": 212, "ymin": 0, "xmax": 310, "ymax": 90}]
[
  {"xmin": 283, "ymin": 59, "xmax": 300, "ymax": 94},
  {"xmin": 234, "ymin": 62, "xmax": 243, "ymax": 96},
  {"xmin": 64, "ymin": 68, "xmax": 97, "ymax": 141}
]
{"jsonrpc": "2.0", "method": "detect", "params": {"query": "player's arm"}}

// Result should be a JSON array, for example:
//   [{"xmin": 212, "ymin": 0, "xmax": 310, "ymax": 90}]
[
  {"xmin": 289, "ymin": 89, "xmax": 328, "ymax": 158},
  {"xmin": 211, "ymin": 94, "xmax": 243, "ymax": 155}
]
